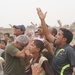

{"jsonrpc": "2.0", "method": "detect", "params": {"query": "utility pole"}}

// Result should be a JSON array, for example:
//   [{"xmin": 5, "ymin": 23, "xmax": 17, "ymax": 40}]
[
  {"xmin": 9, "ymin": 24, "xmax": 13, "ymax": 27},
  {"xmin": 57, "ymin": 20, "xmax": 62, "ymax": 27},
  {"xmin": 30, "ymin": 22, "xmax": 37, "ymax": 32}
]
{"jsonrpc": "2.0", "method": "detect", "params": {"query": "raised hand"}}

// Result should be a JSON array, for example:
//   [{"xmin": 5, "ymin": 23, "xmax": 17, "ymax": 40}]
[
  {"xmin": 37, "ymin": 8, "xmax": 47, "ymax": 20},
  {"xmin": 24, "ymin": 46, "xmax": 30, "ymax": 56},
  {"xmin": 25, "ymin": 49, "xmax": 31, "ymax": 56}
]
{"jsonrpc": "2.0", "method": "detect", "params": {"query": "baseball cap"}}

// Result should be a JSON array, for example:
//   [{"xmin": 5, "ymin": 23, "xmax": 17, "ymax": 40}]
[
  {"xmin": 13, "ymin": 25, "xmax": 26, "ymax": 31},
  {"xmin": 15, "ymin": 35, "xmax": 29, "ymax": 45}
]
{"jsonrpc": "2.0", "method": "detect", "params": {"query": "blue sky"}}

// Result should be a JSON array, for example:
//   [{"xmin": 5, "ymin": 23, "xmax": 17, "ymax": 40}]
[{"xmin": 0, "ymin": 0, "xmax": 75, "ymax": 28}]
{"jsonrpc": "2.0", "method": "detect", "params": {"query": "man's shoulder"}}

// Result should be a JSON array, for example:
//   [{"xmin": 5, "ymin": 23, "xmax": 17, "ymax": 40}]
[
  {"xmin": 63, "ymin": 45, "xmax": 75, "ymax": 54},
  {"xmin": 39, "ymin": 56, "xmax": 48, "ymax": 65},
  {"xmin": 6, "ymin": 43, "xmax": 16, "ymax": 50},
  {"xmin": 65, "ymin": 45, "xmax": 74, "ymax": 50}
]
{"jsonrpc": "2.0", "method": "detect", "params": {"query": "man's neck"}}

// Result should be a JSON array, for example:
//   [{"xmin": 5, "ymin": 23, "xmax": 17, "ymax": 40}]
[{"xmin": 33, "ymin": 53, "xmax": 40, "ymax": 60}]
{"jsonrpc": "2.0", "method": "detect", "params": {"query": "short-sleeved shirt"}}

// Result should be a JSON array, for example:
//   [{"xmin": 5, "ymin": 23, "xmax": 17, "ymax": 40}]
[
  {"xmin": 4, "ymin": 43, "xmax": 26, "ymax": 75},
  {"xmin": 52, "ymin": 45, "xmax": 75, "ymax": 75}
]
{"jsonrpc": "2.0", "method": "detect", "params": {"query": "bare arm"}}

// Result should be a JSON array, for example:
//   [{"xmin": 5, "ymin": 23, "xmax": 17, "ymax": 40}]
[
  {"xmin": 15, "ymin": 49, "xmax": 26, "ymax": 58},
  {"xmin": 44, "ymin": 40, "xmax": 54, "ymax": 55},
  {"xmin": 45, "ymin": 43, "xmax": 54, "ymax": 55},
  {"xmin": 37, "ymin": 8, "xmax": 55, "ymax": 43}
]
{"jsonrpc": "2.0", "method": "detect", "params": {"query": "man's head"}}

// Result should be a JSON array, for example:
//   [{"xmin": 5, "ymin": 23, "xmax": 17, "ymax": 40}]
[
  {"xmin": 13, "ymin": 25, "xmax": 26, "ymax": 36},
  {"xmin": 55, "ymin": 28, "xmax": 73, "ymax": 46},
  {"xmin": 4, "ymin": 33, "xmax": 10, "ymax": 41},
  {"xmin": 15, "ymin": 35, "xmax": 29, "ymax": 50},
  {"xmin": 8, "ymin": 36, "xmax": 14, "ymax": 43},
  {"xmin": 48, "ymin": 27, "xmax": 57, "ymax": 37},
  {"xmin": 38, "ymin": 26, "xmax": 44, "ymax": 36},
  {"xmin": 35, "ymin": 31, "xmax": 40, "ymax": 37},
  {"xmin": 38, "ymin": 24, "xmax": 49, "ymax": 37},
  {"xmin": 0, "ymin": 40, "xmax": 7, "ymax": 50},
  {"xmin": 28, "ymin": 40, "xmax": 44, "ymax": 54}
]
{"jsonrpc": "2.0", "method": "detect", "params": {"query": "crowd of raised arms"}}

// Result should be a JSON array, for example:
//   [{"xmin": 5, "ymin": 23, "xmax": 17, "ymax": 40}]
[{"xmin": 0, "ymin": 8, "xmax": 75, "ymax": 75}]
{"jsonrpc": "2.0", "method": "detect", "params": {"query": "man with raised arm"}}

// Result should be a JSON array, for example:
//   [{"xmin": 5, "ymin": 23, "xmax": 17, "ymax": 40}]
[
  {"xmin": 4, "ymin": 35, "xmax": 29, "ymax": 75},
  {"xmin": 37, "ymin": 8, "xmax": 75, "ymax": 75}
]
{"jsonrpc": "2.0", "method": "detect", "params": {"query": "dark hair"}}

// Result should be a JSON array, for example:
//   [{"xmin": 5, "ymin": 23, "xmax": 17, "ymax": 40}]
[
  {"xmin": 20, "ymin": 29, "xmax": 25, "ymax": 34},
  {"xmin": 35, "ymin": 31, "xmax": 38, "ymax": 34},
  {"xmin": 1, "ymin": 40, "xmax": 7, "ymax": 45},
  {"xmin": 46, "ymin": 24, "xmax": 49, "ymax": 28},
  {"xmin": 4, "ymin": 33, "xmax": 10, "ymax": 37},
  {"xmin": 34, "ymin": 40, "xmax": 44, "ymax": 52},
  {"xmin": 52, "ymin": 28, "xmax": 57, "ymax": 36},
  {"xmin": 59, "ymin": 28, "xmax": 73, "ymax": 44},
  {"xmin": 9, "ymin": 36, "xmax": 14, "ymax": 41}
]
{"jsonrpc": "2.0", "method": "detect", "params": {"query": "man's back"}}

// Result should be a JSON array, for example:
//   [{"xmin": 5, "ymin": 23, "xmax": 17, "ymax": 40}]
[{"xmin": 4, "ymin": 43, "xmax": 26, "ymax": 75}]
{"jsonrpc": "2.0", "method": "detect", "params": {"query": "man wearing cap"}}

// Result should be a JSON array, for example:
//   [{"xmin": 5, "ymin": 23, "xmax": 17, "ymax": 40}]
[
  {"xmin": 4, "ymin": 35, "xmax": 29, "ymax": 75},
  {"xmin": 13, "ymin": 25, "xmax": 26, "ymax": 37}
]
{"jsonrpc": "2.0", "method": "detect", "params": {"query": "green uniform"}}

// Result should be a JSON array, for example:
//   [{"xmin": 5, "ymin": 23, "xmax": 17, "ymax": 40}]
[{"xmin": 4, "ymin": 43, "xmax": 26, "ymax": 75}]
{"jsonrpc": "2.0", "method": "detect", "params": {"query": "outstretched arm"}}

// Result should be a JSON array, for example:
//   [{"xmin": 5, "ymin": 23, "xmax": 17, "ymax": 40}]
[
  {"xmin": 44, "ymin": 40, "xmax": 54, "ymax": 55},
  {"xmin": 37, "ymin": 8, "xmax": 55, "ymax": 43}
]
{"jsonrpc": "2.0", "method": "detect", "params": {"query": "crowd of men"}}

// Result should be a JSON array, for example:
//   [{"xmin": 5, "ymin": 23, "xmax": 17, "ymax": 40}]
[{"xmin": 0, "ymin": 8, "xmax": 75, "ymax": 75}]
